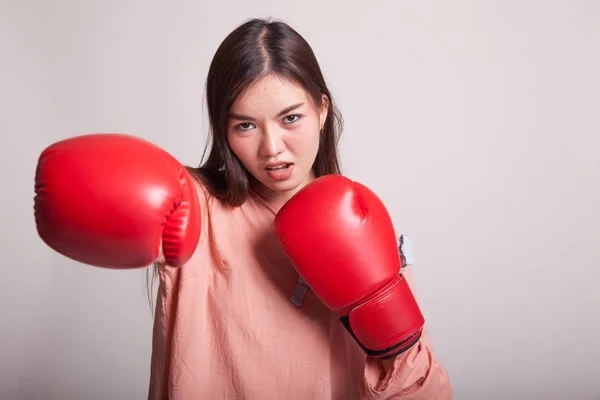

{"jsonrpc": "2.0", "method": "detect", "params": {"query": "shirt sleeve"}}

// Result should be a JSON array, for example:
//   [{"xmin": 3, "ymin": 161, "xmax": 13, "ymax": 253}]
[
  {"xmin": 359, "ymin": 235, "xmax": 453, "ymax": 399},
  {"xmin": 361, "ymin": 319, "xmax": 453, "ymax": 399}
]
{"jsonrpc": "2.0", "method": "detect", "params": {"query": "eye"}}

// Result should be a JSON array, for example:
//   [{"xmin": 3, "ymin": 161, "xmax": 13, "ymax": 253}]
[
  {"xmin": 283, "ymin": 114, "xmax": 301, "ymax": 124},
  {"xmin": 235, "ymin": 122, "xmax": 255, "ymax": 131}
]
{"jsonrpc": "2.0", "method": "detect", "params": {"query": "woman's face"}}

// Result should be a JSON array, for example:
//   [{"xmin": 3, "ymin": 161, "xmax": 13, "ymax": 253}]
[{"xmin": 227, "ymin": 74, "xmax": 328, "ymax": 203}]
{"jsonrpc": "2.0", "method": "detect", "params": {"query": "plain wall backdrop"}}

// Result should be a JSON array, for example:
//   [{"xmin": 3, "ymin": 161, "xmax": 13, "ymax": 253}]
[{"xmin": 1, "ymin": 1, "xmax": 599, "ymax": 399}]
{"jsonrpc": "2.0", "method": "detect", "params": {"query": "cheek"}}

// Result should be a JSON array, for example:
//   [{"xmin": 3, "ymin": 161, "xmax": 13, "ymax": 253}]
[
  {"xmin": 227, "ymin": 134, "xmax": 250, "ymax": 164},
  {"xmin": 288, "ymin": 128, "xmax": 320, "ymax": 160}
]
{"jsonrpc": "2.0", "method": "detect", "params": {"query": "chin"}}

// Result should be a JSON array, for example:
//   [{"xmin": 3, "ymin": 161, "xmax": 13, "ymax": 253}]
[
  {"xmin": 259, "ymin": 170, "xmax": 313, "ymax": 198},
  {"xmin": 265, "ymin": 179, "xmax": 302, "ymax": 193}
]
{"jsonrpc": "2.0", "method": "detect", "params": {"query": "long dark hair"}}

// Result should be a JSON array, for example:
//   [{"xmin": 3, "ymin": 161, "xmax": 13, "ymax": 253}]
[{"xmin": 147, "ymin": 18, "xmax": 344, "ymax": 308}]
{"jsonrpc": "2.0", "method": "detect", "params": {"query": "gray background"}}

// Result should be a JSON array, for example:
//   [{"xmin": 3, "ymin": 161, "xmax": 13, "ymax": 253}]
[{"xmin": 2, "ymin": 1, "xmax": 599, "ymax": 399}]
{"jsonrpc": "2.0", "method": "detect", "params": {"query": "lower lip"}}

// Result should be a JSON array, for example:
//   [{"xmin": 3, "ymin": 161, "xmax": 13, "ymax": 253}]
[{"xmin": 265, "ymin": 164, "xmax": 294, "ymax": 180}]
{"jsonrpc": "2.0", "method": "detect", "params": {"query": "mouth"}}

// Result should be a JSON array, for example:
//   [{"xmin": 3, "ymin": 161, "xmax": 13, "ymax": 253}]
[
  {"xmin": 265, "ymin": 162, "xmax": 293, "ymax": 171},
  {"xmin": 264, "ymin": 162, "xmax": 295, "ymax": 181}
]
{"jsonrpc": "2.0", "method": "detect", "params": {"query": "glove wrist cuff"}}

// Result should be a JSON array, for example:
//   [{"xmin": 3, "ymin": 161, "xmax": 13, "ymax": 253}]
[{"xmin": 340, "ymin": 274, "xmax": 425, "ymax": 359}]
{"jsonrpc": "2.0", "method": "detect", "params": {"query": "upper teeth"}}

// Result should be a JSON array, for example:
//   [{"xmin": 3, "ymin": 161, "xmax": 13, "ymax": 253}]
[{"xmin": 268, "ymin": 164, "xmax": 288, "ymax": 170}]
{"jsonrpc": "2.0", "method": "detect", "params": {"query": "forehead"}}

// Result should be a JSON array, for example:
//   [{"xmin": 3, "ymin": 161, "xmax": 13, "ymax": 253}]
[{"xmin": 231, "ymin": 75, "xmax": 312, "ymax": 114}]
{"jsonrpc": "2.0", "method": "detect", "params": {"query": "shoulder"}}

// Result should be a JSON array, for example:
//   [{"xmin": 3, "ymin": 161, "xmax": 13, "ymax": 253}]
[
  {"xmin": 185, "ymin": 166, "xmax": 210, "ymax": 199},
  {"xmin": 184, "ymin": 166, "xmax": 250, "ymax": 232},
  {"xmin": 185, "ymin": 166, "xmax": 224, "ymax": 208}
]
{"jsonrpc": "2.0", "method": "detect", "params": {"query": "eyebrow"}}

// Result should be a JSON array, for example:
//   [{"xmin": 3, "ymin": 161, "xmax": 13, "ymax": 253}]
[{"xmin": 229, "ymin": 102, "xmax": 305, "ymax": 121}]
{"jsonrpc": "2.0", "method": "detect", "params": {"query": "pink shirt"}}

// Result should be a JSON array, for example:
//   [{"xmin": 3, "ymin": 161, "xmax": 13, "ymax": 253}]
[{"xmin": 148, "ymin": 183, "xmax": 453, "ymax": 399}]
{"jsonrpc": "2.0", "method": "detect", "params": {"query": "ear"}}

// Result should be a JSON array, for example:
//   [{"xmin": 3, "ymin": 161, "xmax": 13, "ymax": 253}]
[{"xmin": 319, "ymin": 93, "xmax": 330, "ymax": 130}]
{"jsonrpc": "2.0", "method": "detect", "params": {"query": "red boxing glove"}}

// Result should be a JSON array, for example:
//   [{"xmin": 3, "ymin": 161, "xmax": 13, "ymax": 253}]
[
  {"xmin": 274, "ymin": 175, "xmax": 424, "ymax": 359},
  {"xmin": 34, "ymin": 133, "xmax": 201, "ymax": 269}
]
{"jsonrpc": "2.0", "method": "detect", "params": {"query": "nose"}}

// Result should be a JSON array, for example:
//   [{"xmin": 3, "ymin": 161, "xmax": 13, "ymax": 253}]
[{"xmin": 259, "ymin": 126, "xmax": 285, "ymax": 157}]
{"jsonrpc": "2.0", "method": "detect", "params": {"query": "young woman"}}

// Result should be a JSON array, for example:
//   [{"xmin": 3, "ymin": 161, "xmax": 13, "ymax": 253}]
[{"xmin": 34, "ymin": 18, "xmax": 453, "ymax": 399}]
